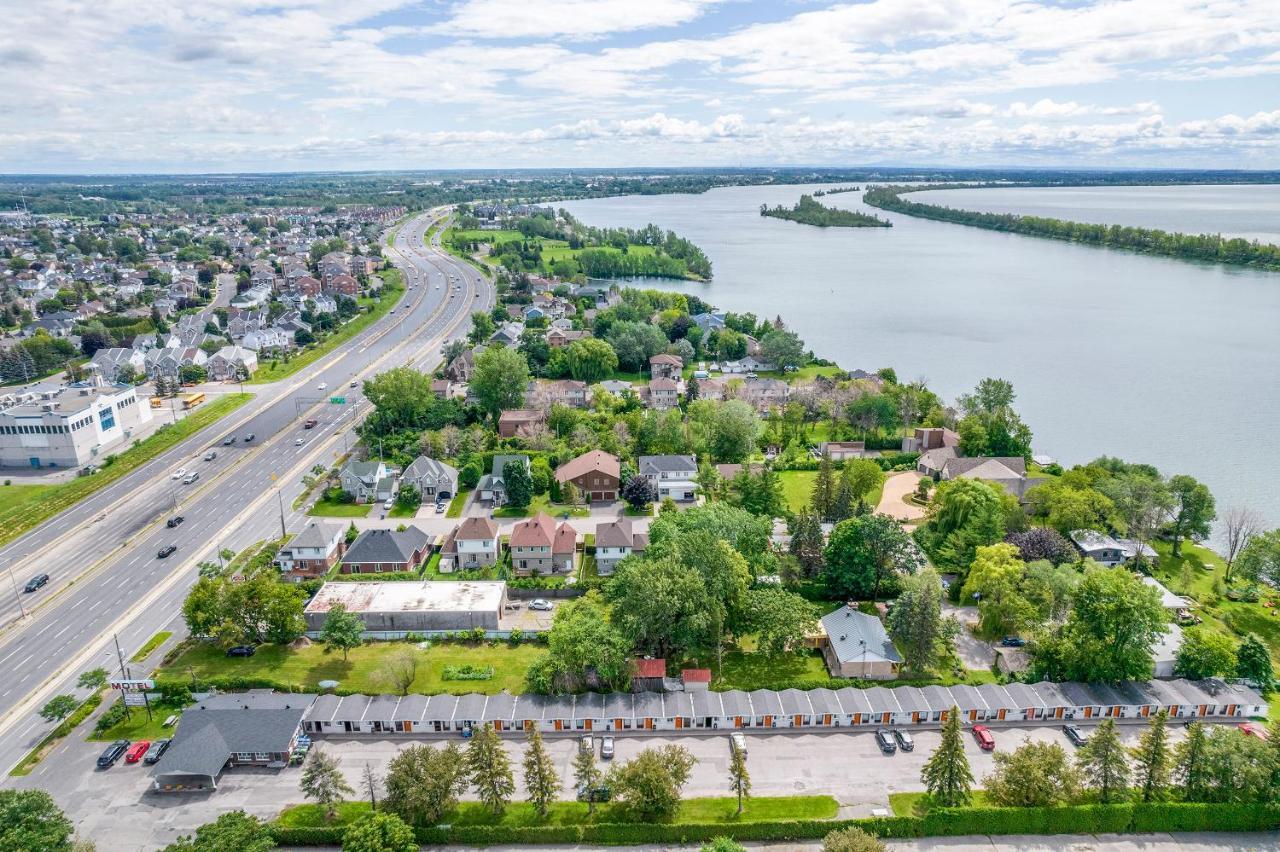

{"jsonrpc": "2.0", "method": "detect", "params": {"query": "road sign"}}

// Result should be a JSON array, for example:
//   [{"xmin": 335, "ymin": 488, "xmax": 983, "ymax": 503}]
[
  {"xmin": 123, "ymin": 693, "xmax": 147, "ymax": 707},
  {"xmin": 110, "ymin": 678, "xmax": 155, "ymax": 692},
  {"xmin": 329, "ymin": 397, "xmax": 346, "ymax": 405}
]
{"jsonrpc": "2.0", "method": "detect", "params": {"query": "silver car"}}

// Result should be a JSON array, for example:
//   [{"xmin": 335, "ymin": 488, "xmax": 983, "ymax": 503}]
[{"xmin": 729, "ymin": 732, "xmax": 747, "ymax": 756}]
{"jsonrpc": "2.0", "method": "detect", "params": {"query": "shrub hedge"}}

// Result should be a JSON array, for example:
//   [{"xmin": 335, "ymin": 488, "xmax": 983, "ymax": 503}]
[{"xmin": 269, "ymin": 803, "xmax": 1280, "ymax": 847}]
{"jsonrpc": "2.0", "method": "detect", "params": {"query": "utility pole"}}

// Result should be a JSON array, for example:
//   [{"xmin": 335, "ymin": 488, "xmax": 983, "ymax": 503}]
[
  {"xmin": 5, "ymin": 557, "xmax": 27, "ymax": 619},
  {"xmin": 113, "ymin": 633, "xmax": 132, "ymax": 719},
  {"xmin": 277, "ymin": 490, "xmax": 287, "ymax": 540}
]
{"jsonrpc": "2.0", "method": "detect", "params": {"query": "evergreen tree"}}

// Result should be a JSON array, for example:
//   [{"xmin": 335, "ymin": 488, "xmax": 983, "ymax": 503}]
[
  {"xmin": 886, "ymin": 569, "xmax": 947, "ymax": 675},
  {"xmin": 467, "ymin": 723, "xmax": 515, "ymax": 815},
  {"xmin": 1131, "ymin": 710, "xmax": 1171, "ymax": 803},
  {"xmin": 1235, "ymin": 634, "xmax": 1274, "ymax": 690},
  {"xmin": 301, "ymin": 747, "xmax": 354, "ymax": 821},
  {"xmin": 1175, "ymin": 721, "xmax": 1211, "ymax": 802},
  {"xmin": 572, "ymin": 746, "xmax": 603, "ymax": 815},
  {"xmin": 728, "ymin": 742, "xmax": 751, "ymax": 815},
  {"xmin": 811, "ymin": 453, "xmax": 836, "ymax": 520},
  {"xmin": 522, "ymin": 730, "xmax": 560, "ymax": 818},
  {"xmin": 921, "ymin": 706, "xmax": 972, "ymax": 807},
  {"xmin": 1077, "ymin": 718, "xmax": 1129, "ymax": 803},
  {"xmin": 789, "ymin": 510, "xmax": 825, "ymax": 577}
]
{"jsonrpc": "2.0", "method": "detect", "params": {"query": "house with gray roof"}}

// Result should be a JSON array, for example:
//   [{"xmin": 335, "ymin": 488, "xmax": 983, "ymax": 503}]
[
  {"xmin": 637, "ymin": 454, "xmax": 698, "ymax": 502},
  {"xmin": 339, "ymin": 459, "xmax": 393, "ymax": 504},
  {"xmin": 276, "ymin": 521, "xmax": 346, "ymax": 581},
  {"xmin": 401, "ymin": 455, "xmax": 458, "ymax": 500},
  {"xmin": 150, "ymin": 691, "xmax": 312, "ymax": 792},
  {"xmin": 340, "ymin": 526, "xmax": 430, "ymax": 574},
  {"xmin": 1069, "ymin": 529, "xmax": 1128, "ymax": 566},
  {"xmin": 819, "ymin": 604, "xmax": 902, "ymax": 680},
  {"xmin": 477, "ymin": 454, "xmax": 529, "ymax": 506}
]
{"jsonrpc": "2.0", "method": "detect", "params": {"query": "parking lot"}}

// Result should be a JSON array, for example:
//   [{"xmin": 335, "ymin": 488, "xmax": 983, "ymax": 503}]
[{"xmin": 16, "ymin": 721, "xmax": 1197, "ymax": 851}]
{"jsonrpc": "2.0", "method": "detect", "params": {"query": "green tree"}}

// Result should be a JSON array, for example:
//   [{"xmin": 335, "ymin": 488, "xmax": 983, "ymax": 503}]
[
  {"xmin": 1174, "ymin": 627, "xmax": 1237, "ymax": 679},
  {"xmin": 758, "ymin": 328, "xmax": 805, "ymax": 369},
  {"xmin": 887, "ymin": 569, "xmax": 948, "ymax": 674},
  {"xmin": 985, "ymin": 740, "xmax": 1080, "ymax": 807},
  {"xmin": 503, "ymin": 459, "xmax": 533, "ymax": 509},
  {"xmin": 471, "ymin": 346, "xmax": 530, "ymax": 422},
  {"xmin": 823, "ymin": 513, "xmax": 923, "ymax": 600},
  {"xmin": 789, "ymin": 510, "xmax": 826, "ymax": 577},
  {"xmin": 846, "ymin": 393, "xmax": 897, "ymax": 440},
  {"xmin": 572, "ymin": 745, "xmax": 603, "ymax": 814},
  {"xmin": 341, "ymin": 811, "xmax": 417, "ymax": 852},
  {"xmin": 383, "ymin": 743, "xmax": 468, "ymax": 826},
  {"xmin": 739, "ymin": 588, "xmax": 819, "ymax": 655},
  {"xmin": 1167, "ymin": 474, "xmax": 1216, "ymax": 557},
  {"xmin": 821, "ymin": 826, "xmax": 885, "ymax": 852},
  {"xmin": 606, "ymin": 745, "xmax": 696, "ymax": 821},
  {"xmin": 835, "ymin": 459, "xmax": 883, "ymax": 517},
  {"xmin": 161, "ymin": 811, "xmax": 275, "ymax": 852},
  {"xmin": 955, "ymin": 378, "xmax": 1033, "ymax": 458},
  {"xmin": 522, "ymin": 729, "xmax": 560, "ymax": 817},
  {"xmin": 525, "ymin": 591, "xmax": 631, "ymax": 693},
  {"xmin": 1235, "ymin": 529, "xmax": 1280, "ymax": 587},
  {"xmin": 320, "ymin": 603, "xmax": 365, "ymax": 661},
  {"xmin": 811, "ymin": 453, "xmax": 836, "ymax": 521},
  {"xmin": 1175, "ymin": 721, "xmax": 1211, "ymax": 802},
  {"xmin": 961, "ymin": 543, "xmax": 1038, "ymax": 638},
  {"xmin": 566, "ymin": 338, "xmax": 618, "ymax": 383},
  {"xmin": 1055, "ymin": 565, "xmax": 1167, "ymax": 682},
  {"xmin": 606, "ymin": 557, "xmax": 714, "ymax": 659},
  {"xmin": 467, "ymin": 310, "xmax": 495, "ymax": 344},
  {"xmin": 920, "ymin": 478, "xmax": 1011, "ymax": 571},
  {"xmin": 0, "ymin": 789, "xmax": 73, "ymax": 852},
  {"xmin": 1201, "ymin": 725, "xmax": 1275, "ymax": 803},
  {"xmin": 301, "ymin": 747, "xmax": 355, "ymax": 821},
  {"xmin": 606, "ymin": 321, "xmax": 668, "ymax": 372},
  {"xmin": 921, "ymin": 707, "xmax": 972, "ymax": 807},
  {"xmin": 468, "ymin": 722, "xmax": 515, "ymax": 815},
  {"xmin": 727, "ymin": 741, "xmax": 751, "ymax": 815},
  {"xmin": 709, "ymin": 400, "xmax": 761, "ymax": 463},
  {"xmin": 77, "ymin": 668, "xmax": 109, "ymax": 690},
  {"xmin": 39, "ymin": 694, "xmax": 79, "ymax": 723},
  {"xmin": 1235, "ymin": 634, "xmax": 1274, "ymax": 690},
  {"xmin": 1131, "ymin": 709, "xmax": 1171, "ymax": 802},
  {"xmin": 1077, "ymin": 718, "xmax": 1129, "ymax": 803}
]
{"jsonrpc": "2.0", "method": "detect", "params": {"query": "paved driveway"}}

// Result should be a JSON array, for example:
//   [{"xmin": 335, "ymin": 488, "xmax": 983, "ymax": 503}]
[
  {"xmin": 877, "ymin": 472, "xmax": 927, "ymax": 523},
  {"xmin": 944, "ymin": 603, "xmax": 997, "ymax": 671}
]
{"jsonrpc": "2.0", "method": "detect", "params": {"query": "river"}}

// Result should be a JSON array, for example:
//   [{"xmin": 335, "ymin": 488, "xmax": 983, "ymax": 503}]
[{"xmin": 560, "ymin": 183, "xmax": 1280, "ymax": 536}]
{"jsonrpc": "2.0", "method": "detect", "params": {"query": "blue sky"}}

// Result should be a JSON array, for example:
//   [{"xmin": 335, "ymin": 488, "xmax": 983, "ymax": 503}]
[{"xmin": 3, "ymin": 0, "xmax": 1280, "ymax": 172}]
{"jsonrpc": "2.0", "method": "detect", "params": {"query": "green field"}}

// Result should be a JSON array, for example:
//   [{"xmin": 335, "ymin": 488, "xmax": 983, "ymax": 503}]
[
  {"xmin": 159, "ymin": 639, "xmax": 546, "ymax": 695},
  {"xmin": 249, "ymin": 270, "xmax": 405, "ymax": 384},
  {"xmin": 0, "ymin": 393, "xmax": 252, "ymax": 548},
  {"xmin": 308, "ymin": 498, "xmax": 372, "ymax": 518},
  {"xmin": 277, "ymin": 794, "xmax": 839, "ymax": 830},
  {"xmin": 776, "ymin": 469, "xmax": 883, "ymax": 515}
]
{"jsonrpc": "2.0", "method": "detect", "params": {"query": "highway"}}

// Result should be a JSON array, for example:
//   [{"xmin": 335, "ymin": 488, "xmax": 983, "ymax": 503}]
[{"xmin": 0, "ymin": 208, "xmax": 491, "ymax": 774}]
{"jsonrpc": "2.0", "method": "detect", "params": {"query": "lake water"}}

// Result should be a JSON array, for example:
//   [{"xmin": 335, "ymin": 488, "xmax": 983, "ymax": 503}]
[{"xmin": 561, "ymin": 183, "xmax": 1280, "ymax": 538}]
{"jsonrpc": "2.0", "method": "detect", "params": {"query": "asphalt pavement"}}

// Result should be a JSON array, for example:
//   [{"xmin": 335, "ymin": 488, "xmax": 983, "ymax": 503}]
[{"xmin": 0, "ymin": 209, "xmax": 492, "ymax": 775}]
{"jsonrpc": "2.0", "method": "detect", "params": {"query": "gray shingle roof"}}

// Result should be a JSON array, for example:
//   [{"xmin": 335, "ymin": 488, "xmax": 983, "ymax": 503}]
[
  {"xmin": 638, "ymin": 455, "xmax": 697, "ymax": 476},
  {"xmin": 820, "ymin": 606, "xmax": 902, "ymax": 665},
  {"xmin": 150, "ymin": 692, "xmax": 310, "ymax": 783},
  {"xmin": 343, "ymin": 527, "xmax": 429, "ymax": 565}
]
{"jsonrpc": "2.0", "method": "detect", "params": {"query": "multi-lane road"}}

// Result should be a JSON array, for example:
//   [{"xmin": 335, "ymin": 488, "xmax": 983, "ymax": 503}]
[{"xmin": 0, "ymin": 208, "xmax": 490, "ymax": 774}]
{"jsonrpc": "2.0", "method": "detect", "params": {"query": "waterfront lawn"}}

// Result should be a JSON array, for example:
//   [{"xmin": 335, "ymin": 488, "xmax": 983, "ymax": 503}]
[
  {"xmin": 278, "ymin": 795, "xmax": 838, "ymax": 830},
  {"xmin": 159, "ymin": 640, "xmax": 546, "ymax": 695},
  {"xmin": 308, "ymin": 498, "xmax": 371, "ymax": 518}
]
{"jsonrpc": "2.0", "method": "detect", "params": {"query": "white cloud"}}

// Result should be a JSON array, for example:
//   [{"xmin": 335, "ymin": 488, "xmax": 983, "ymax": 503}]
[{"xmin": 427, "ymin": 0, "xmax": 724, "ymax": 39}]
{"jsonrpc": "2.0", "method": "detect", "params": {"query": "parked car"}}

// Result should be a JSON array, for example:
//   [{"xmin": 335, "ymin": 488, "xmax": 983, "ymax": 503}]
[
  {"xmin": 96, "ymin": 740, "xmax": 129, "ymax": 768},
  {"xmin": 203, "ymin": 451, "xmax": 217, "ymax": 461},
  {"xmin": 226, "ymin": 645, "xmax": 256, "ymax": 657},
  {"xmin": 382, "ymin": 498, "xmax": 393, "ymax": 509},
  {"xmin": 303, "ymin": 419, "xmax": 317, "ymax": 429},
  {"xmin": 142, "ymin": 739, "xmax": 171, "ymax": 765},
  {"xmin": 166, "ymin": 516, "xmax": 184, "ymax": 528},
  {"xmin": 580, "ymin": 735, "xmax": 594, "ymax": 754},
  {"xmin": 243, "ymin": 434, "xmax": 255, "ymax": 442},
  {"xmin": 170, "ymin": 468, "xmax": 186, "ymax": 480},
  {"xmin": 222, "ymin": 436, "xmax": 235, "ymax": 446},
  {"xmin": 729, "ymin": 732, "xmax": 747, "ymax": 756},
  {"xmin": 183, "ymin": 472, "xmax": 200, "ymax": 485},
  {"xmin": 601, "ymin": 736, "xmax": 615, "ymax": 760},
  {"xmin": 972, "ymin": 725, "xmax": 995, "ymax": 751},
  {"xmin": 1000, "ymin": 636, "xmax": 1027, "ymax": 647},
  {"xmin": 874, "ymin": 729, "xmax": 897, "ymax": 753},
  {"xmin": 576, "ymin": 783, "xmax": 611, "ymax": 803},
  {"xmin": 23, "ymin": 573, "xmax": 49, "ymax": 593},
  {"xmin": 157, "ymin": 545, "xmax": 177, "ymax": 559},
  {"xmin": 893, "ymin": 729, "xmax": 915, "ymax": 752},
  {"xmin": 124, "ymin": 741, "xmax": 151, "ymax": 764},
  {"xmin": 1239, "ymin": 722, "xmax": 1269, "ymax": 741},
  {"xmin": 1063, "ymin": 724, "xmax": 1089, "ymax": 747},
  {"xmin": 529, "ymin": 599, "xmax": 553, "ymax": 611}
]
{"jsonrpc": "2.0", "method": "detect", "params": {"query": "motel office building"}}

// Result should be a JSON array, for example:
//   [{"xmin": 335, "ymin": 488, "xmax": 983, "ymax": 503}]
[{"xmin": 303, "ymin": 677, "xmax": 1264, "ymax": 737}]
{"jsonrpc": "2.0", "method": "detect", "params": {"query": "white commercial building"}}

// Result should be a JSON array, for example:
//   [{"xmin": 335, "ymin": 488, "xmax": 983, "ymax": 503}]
[{"xmin": 0, "ymin": 378, "xmax": 152, "ymax": 469}]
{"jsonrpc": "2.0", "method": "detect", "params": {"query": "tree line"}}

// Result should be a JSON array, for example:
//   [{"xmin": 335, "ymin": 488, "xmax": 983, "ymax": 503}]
[
  {"xmin": 760, "ymin": 195, "xmax": 891, "ymax": 229},
  {"xmin": 863, "ymin": 185, "xmax": 1280, "ymax": 272}
]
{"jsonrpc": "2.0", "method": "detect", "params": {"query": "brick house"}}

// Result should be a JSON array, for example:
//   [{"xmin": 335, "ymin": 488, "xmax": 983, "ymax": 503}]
[
  {"xmin": 275, "ymin": 521, "xmax": 346, "ymax": 582},
  {"xmin": 555, "ymin": 450, "xmax": 620, "ymax": 503},
  {"xmin": 508, "ymin": 512, "xmax": 577, "ymax": 575},
  {"xmin": 498, "ymin": 408, "xmax": 546, "ymax": 439},
  {"xmin": 440, "ymin": 517, "xmax": 500, "ymax": 570},
  {"xmin": 340, "ymin": 527, "xmax": 430, "ymax": 574},
  {"xmin": 649, "ymin": 353, "xmax": 682, "ymax": 379}
]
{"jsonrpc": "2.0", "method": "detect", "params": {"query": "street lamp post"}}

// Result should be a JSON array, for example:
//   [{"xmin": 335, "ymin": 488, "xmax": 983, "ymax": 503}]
[{"xmin": 5, "ymin": 557, "xmax": 27, "ymax": 619}]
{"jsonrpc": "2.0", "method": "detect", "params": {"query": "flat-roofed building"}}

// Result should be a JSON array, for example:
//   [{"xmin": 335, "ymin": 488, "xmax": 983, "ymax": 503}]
[{"xmin": 303, "ymin": 580, "xmax": 507, "ymax": 633}]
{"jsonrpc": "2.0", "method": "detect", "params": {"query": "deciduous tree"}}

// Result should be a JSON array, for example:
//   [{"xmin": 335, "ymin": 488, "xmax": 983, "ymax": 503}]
[
  {"xmin": 727, "ymin": 740, "xmax": 750, "ymax": 815},
  {"xmin": 1167, "ymin": 474, "xmax": 1216, "ymax": 557},
  {"xmin": 606, "ymin": 745, "xmax": 696, "ymax": 821},
  {"xmin": 471, "ymin": 347, "xmax": 530, "ymax": 422},
  {"xmin": 341, "ymin": 811, "xmax": 417, "ymax": 852},
  {"xmin": 384, "ymin": 743, "xmax": 468, "ymax": 827},
  {"xmin": 824, "ymin": 514, "xmax": 922, "ymax": 600},
  {"xmin": 572, "ymin": 745, "xmax": 603, "ymax": 815},
  {"xmin": 1174, "ymin": 627, "xmax": 1237, "ymax": 680},
  {"xmin": 378, "ymin": 649, "xmax": 420, "ymax": 696},
  {"xmin": 161, "ymin": 811, "xmax": 275, "ymax": 852},
  {"xmin": 985, "ymin": 740, "xmax": 1080, "ymax": 808},
  {"xmin": 0, "ymin": 789, "xmax": 74, "ymax": 852},
  {"xmin": 821, "ymin": 827, "xmax": 885, "ymax": 852},
  {"xmin": 301, "ymin": 747, "xmax": 354, "ymax": 821},
  {"xmin": 320, "ymin": 603, "xmax": 365, "ymax": 661}
]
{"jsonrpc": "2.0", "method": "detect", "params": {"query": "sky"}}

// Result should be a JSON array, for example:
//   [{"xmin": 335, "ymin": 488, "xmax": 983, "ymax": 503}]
[{"xmin": 3, "ymin": 0, "xmax": 1280, "ymax": 173}]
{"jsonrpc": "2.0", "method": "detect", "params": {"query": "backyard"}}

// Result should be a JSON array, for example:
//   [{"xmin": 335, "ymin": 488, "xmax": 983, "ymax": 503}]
[{"xmin": 777, "ymin": 469, "xmax": 884, "ymax": 515}]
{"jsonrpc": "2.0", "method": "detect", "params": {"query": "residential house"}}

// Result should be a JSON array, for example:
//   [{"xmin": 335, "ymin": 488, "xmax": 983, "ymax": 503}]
[
  {"xmin": 722, "ymin": 356, "xmax": 774, "ymax": 374},
  {"xmin": 340, "ymin": 527, "xmax": 430, "ymax": 574},
  {"xmin": 939, "ymin": 456, "xmax": 1041, "ymax": 499},
  {"xmin": 546, "ymin": 327, "xmax": 588, "ymax": 348},
  {"xmin": 509, "ymin": 512, "xmax": 577, "ymax": 575},
  {"xmin": 740, "ymin": 377, "xmax": 788, "ymax": 412},
  {"xmin": 596, "ymin": 379, "xmax": 633, "ymax": 397},
  {"xmin": 1069, "ymin": 529, "xmax": 1129, "ymax": 566},
  {"xmin": 555, "ymin": 450, "xmax": 620, "ymax": 503},
  {"xmin": 240, "ymin": 328, "xmax": 294, "ymax": 354},
  {"xmin": 546, "ymin": 379, "xmax": 588, "ymax": 408},
  {"xmin": 478, "ymin": 454, "xmax": 530, "ymax": 506},
  {"xmin": 339, "ymin": 460, "xmax": 394, "ymax": 504},
  {"xmin": 440, "ymin": 517, "xmax": 500, "ymax": 570},
  {"xmin": 400, "ymin": 456, "xmax": 458, "ymax": 500},
  {"xmin": 638, "ymin": 455, "xmax": 698, "ymax": 502},
  {"xmin": 206, "ymin": 346, "xmax": 258, "ymax": 381},
  {"xmin": 276, "ymin": 521, "xmax": 346, "ymax": 582},
  {"xmin": 89, "ymin": 347, "xmax": 145, "ymax": 382},
  {"xmin": 815, "ymin": 441, "xmax": 866, "ymax": 461},
  {"xmin": 446, "ymin": 347, "xmax": 481, "ymax": 382},
  {"xmin": 324, "ymin": 274, "xmax": 359, "ymax": 297},
  {"xmin": 647, "ymin": 378, "xmax": 679, "ymax": 410},
  {"xmin": 820, "ymin": 604, "xmax": 902, "ymax": 680},
  {"xmin": 691, "ymin": 312, "xmax": 726, "ymax": 333},
  {"xmin": 594, "ymin": 518, "xmax": 648, "ymax": 575},
  {"xmin": 498, "ymin": 408, "xmax": 545, "ymax": 439},
  {"xmin": 489, "ymin": 322, "xmax": 524, "ymax": 346},
  {"xmin": 903, "ymin": 426, "xmax": 960, "ymax": 454},
  {"xmin": 649, "ymin": 353, "xmax": 682, "ymax": 379}
]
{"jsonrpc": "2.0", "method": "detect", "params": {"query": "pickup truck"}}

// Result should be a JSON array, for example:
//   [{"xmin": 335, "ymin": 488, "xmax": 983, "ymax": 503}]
[{"xmin": 303, "ymin": 419, "xmax": 318, "ymax": 429}]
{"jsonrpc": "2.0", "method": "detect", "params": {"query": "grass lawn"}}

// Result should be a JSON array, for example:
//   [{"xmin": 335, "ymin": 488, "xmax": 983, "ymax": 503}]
[
  {"xmin": 87, "ymin": 699, "xmax": 184, "ymax": 742},
  {"xmin": 890, "ymin": 791, "xmax": 990, "ymax": 816},
  {"xmin": 308, "ymin": 498, "xmax": 371, "ymax": 518},
  {"xmin": 446, "ymin": 488, "xmax": 471, "ymax": 518},
  {"xmin": 494, "ymin": 494, "xmax": 589, "ymax": 518},
  {"xmin": 715, "ymin": 649, "xmax": 830, "ymax": 690},
  {"xmin": 248, "ymin": 270, "xmax": 404, "ymax": 384},
  {"xmin": 0, "ymin": 393, "xmax": 251, "ymax": 548},
  {"xmin": 130, "ymin": 631, "xmax": 172, "ymax": 663},
  {"xmin": 278, "ymin": 795, "xmax": 838, "ymax": 830},
  {"xmin": 158, "ymin": 639, "xmax": 546, "ymax": 695},
  {"xmin": 778, "ymin": 470, "xmax": 817, "ymax": 513},
  {"xmin": 388, "ymin": 502, "xmax": 419, "ymax": 518}
]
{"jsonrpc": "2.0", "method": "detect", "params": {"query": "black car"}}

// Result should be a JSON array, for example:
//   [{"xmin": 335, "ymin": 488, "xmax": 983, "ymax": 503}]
[
  {"xmin": 143, "ymin": 739, "xmax": 171, "ymax": 765},
  {"xmin": 243, "ymin": 434, "xmax": 255, "ymax": 443},
  {"xmin": 576, "ymin": 783, "xmax": 611, "ymax": 803},
  {"xmin": 157, "ymin": 545, "xmax": 177, "ymax": 558},
  {"xmin": 1001, "ymin": 636, "xmax": 1027, "ymax": 647},
  {"xmin": 166, "ymin": 516, "xmax": 184, "ymax": 528},
  {"xmin": 1063, "ymin": 724, "xmax": 1089, "ymax": 747},
  {"xmin": 893, "ymin": 729, "xmax": 915, "ymax": 752},
  {"xmin": 222, "ymin": 436, "xmax": 236, "ymax": 446},
  {"xmin": 874, "ymin": 728, "xmax": 897, "ymax": 754},
  {"xmin": 23, "ymin": 573, "xmax": 49, "ymax": 593},
  {"xmin": 226, "ymin": 645, "xmax": 256, "ymax": 657},
  {"xmin": 96, "ymin": 740, "xmax": 130, "ymax": 768}
]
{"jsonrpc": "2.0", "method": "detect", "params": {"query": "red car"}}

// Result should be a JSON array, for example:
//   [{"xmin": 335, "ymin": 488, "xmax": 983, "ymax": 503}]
[
  {"xmin": 1238, "ymin": 722, "xmax": 1269, "ymax": 741},
  {"xmin": 972, "ymin": 725, "xmax": 995, "ymax": 751},
  {"xmin": 124, "ymin": 740, "xmax": 151, "ymax": 764}
]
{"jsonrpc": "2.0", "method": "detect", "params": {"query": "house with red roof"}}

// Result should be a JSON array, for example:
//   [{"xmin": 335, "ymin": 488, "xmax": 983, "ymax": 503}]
[{"xmin": 509, "ymin": 512, "xmax": 577, "ymax": 575}]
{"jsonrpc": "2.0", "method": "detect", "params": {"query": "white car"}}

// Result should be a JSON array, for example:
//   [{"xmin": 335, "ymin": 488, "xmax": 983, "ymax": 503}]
[
  {"xmin": 170, "ymin": 468, "xmax": 186, "ymax": 480},
  {"xmin": 317, "ymin": 382, "xmax": 328, "ymax": 391},
  {"xmin": 294, "ymin": 438, "xmax": 305, "ymax": 446},
  {"xmin": 383, "ymin": 498, "xmax": 394, "ymax": 509},
  {"xmin": 529, "ymin": 599, "xmax": 553, "ymax": 611},
  {"xmin": 730, "ymin": 732, "xmax": 747, "ymax": 756}
]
